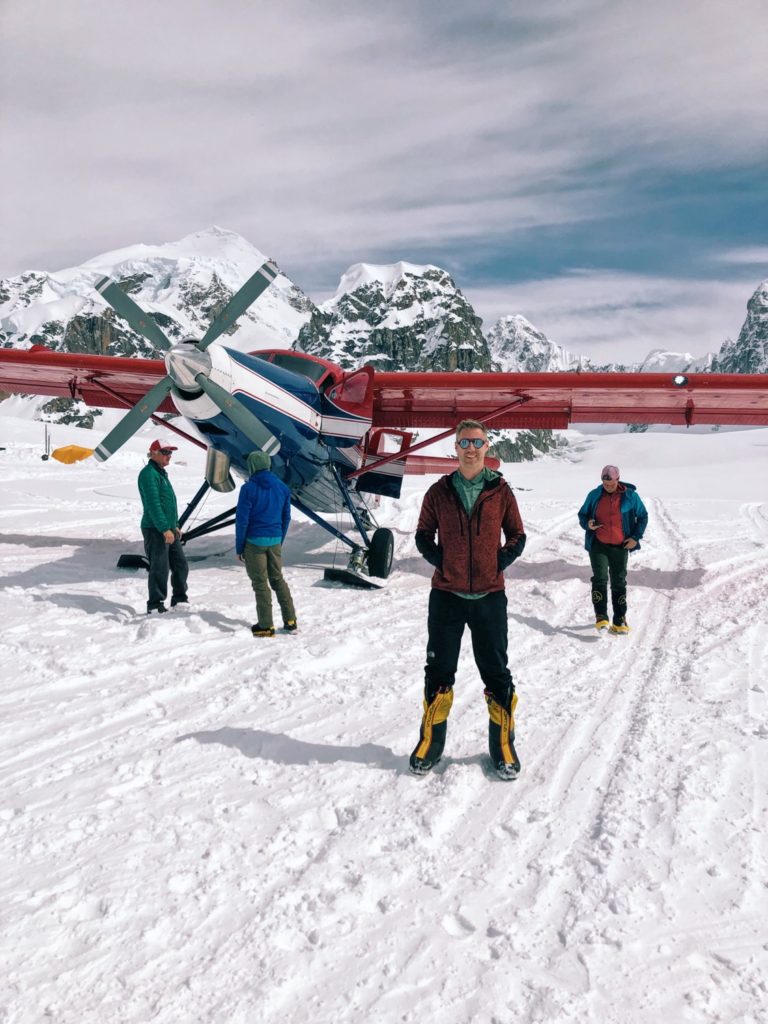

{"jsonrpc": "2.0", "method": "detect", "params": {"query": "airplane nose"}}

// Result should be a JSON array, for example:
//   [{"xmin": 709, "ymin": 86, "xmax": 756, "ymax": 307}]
[{"xmin": 165, "ymin": 344, "xmax": 212, "ymax": 391}]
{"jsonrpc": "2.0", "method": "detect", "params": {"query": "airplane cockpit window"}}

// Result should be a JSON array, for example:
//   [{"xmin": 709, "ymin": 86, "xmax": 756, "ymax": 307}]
[
  {"xmin": 251, "ymin": 350, "xmax": 344, "ymax": 390},
  {"xmin": 267, "ymin": 353, "xmax": 330, "ymax": 384}
]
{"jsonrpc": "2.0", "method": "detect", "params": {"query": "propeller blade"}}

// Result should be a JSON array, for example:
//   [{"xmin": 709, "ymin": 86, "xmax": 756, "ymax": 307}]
[
  {"xmin": 196, "ymin": 375, "xmax": 281, "ymax": 456},
  {"xmin": 95, "ymin": 276, "xmax": 173, "ymax": 352},
  {"xmin": 93, "ymin": 375, "xmax": 174, "ymax": 462},
  {"xmin": 197, "ymin": 261, "xmax": 279, "ymax": 352}
]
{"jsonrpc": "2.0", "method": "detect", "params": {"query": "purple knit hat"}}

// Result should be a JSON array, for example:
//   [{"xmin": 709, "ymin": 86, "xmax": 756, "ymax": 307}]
[{"xmin": 601, "ymin": 465, "xmax": 620, "ymax": 480}]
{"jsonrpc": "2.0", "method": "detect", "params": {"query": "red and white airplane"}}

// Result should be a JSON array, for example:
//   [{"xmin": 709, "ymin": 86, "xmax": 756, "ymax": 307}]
[{"xmin": 2, "ymin": 261, "xmax": 767, "ymax": 584}]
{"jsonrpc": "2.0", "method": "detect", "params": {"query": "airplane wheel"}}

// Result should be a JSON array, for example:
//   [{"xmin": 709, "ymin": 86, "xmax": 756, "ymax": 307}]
[{"xmin": 368, "ymin": 528, "xmax": 394, "ymax": 578}]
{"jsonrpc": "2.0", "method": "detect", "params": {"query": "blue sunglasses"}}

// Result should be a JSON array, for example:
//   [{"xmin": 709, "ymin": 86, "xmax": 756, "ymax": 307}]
[{"xmin": 457, "ymin": 437, "xmax": 486, "ymax": 449}]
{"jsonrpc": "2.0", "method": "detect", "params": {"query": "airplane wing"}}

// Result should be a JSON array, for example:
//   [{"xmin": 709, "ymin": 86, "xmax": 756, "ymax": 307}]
[
  {"xmin": 371, "ymin": 370, "xmax": 768, "ymax": 428},
  {"xmin": 4, "ymin": 347, "xmax": 768, "ymax": 429},
  {"xmin": 0, "ymin": 346, "xmax": 171, "ymax": 411}
]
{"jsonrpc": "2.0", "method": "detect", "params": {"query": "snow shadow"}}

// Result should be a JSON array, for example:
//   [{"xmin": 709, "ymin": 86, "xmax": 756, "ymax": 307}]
[
  {"xmin": 177, "ymin": 726, "xmax": 404, "ymax": 773},
  {"xmin": 31, "ymin": 590, "xmax": 136, "ymax": 619},
  {"xmin": 511, "ymin": 557, "xmax": 706, "ymax": 590},
  {"xmin": 508, "ymin": 610, "xmax": 602, "ymax": 642},
  {"xmin": 0, "ymin": 534, "xmax": 138, "ymax": 588},
  {"xmin": 393, "ymin": 556, "xmax": 438, "ymax": 578},
  {"xmin": 0, "ymin": 532, "xmax": 234, "ymax": 590},
  {"xmin": 281, "ymin": 521, "xmax": 351, "ymax": 567}
]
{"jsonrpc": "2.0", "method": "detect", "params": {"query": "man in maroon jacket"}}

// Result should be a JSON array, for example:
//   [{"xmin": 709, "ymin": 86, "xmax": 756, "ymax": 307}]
[{"xmin": 411, "ymin": 420, "xmax": 526, "ymax": 780}]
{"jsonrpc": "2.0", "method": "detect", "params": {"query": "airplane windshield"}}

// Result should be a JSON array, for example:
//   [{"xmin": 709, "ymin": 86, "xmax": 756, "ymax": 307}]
[{"xmin": 267, "ymin": 353, "xmax": 330, "ymax": 384}]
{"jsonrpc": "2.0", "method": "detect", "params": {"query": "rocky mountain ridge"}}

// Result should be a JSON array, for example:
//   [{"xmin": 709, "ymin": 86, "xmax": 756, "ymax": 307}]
[
  {"xmin": 710, "ymin": 280, "xmax": 768, "ymax": 374},
  {"xmin": 297, "ymin": 261, "xmax": 491, "ymax": 372},
  {"xmin": 4, "ymin": 228, "xmax": 761, "ymax": 375},
  {"xmin": 1, "ymin": 229, "xmax": 765, "ymax": 449},
  {"xmin": 0, "ymin": 228, "xmax": 312, "ymax": 359}
]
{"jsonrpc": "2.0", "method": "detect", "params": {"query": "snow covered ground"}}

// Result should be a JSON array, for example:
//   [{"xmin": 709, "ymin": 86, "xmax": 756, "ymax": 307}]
[{"xmin": 1, "ymin": 413, "xmax": 767, "ymax": 1024}]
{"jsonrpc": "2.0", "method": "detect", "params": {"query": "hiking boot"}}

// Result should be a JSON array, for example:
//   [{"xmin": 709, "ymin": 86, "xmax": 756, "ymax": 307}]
[
  {"xmin": 609, "ymin": 618, "xmax": 630, "ymax": 635},
  {"xmin": 170, "ymin": 595, "xmax": 188, "ymax": 608},
  {"xmin": 591, "ymin": 587, "xmax": 608, "ymax": 622},
  {"xmin": 147, "ymin": 603, "xmax": 167, "ymax": 615},
  {"xmin": 495, "ymin": 760, "xmax": 521, "ymax": 781},
  {"xmin": 595, "ymin": 617, "xmax": 610, "ymax": 631},
  {"xmin": 409, "ymin": 754, "xmax": 441, "ymax": 776},
  {"xmin": 487, "ymin": 691, "xmax": 521, "ymax": 779},
  {"xmin": 251, "ymin": 623, "xmax": 276, "ymax": 638},
  {"xmin": 283, "ymin": 619, "xmax": 298, "ymax": 633},
  {"xmin": 409, "ymin": 688, "xmax": 453, "ymax": 776}
]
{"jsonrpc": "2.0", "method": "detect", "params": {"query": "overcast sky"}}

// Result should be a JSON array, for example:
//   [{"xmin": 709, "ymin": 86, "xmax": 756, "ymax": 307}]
[{"xmin": 1, "ymin": 0, "xmax": 767, "ymax": 361}]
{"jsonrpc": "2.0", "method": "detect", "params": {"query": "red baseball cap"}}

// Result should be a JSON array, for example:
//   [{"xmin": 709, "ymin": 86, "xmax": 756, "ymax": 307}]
[{"xmin": 149, "ymin": 439, "xmax": 178, "ymax": 453}]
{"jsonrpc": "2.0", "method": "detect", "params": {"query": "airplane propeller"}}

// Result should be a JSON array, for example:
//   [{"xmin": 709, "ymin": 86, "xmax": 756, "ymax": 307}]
[
  {"xmin": 90, "ymin": 261, "xmax": 279, "ymax": 462},
  {"xmin": 93, "ymin": 375, "xmax": 175, "ymax": 462},
  {"xmin": 95, "ymin": 277, "xmax": 174, "ymax": 352}
]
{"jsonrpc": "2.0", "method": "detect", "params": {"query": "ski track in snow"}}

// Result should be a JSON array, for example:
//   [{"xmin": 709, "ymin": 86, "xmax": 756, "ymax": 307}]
[{"xmin": 1, "ymin": 421, "xmax": 768, "ymax": 1024}]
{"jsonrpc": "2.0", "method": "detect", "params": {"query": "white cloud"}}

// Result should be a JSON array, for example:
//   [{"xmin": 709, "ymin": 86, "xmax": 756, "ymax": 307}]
[
  {"xmin": 1, "ymin": 0, "xmax": 766, "ymax": 361},
  {"xmin": 463, "ymin": 272, "xmax": 757, "ymax": 363},
  {"xmin": 715, "ymin": 247, "xmax": 768, "ymax": 267}
]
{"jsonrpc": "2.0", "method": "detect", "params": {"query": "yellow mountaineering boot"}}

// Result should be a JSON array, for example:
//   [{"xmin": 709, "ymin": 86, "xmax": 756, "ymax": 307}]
[
  {"xmin": 610, "ymin": 590, "xmax": 629, "ymax": 633},
  {"xmin": 486, "ymin": 690, "xmax": 520, "ymax": 781},
  {"xmin": 409, "ymin": 687, "xmax": 454, "ymax": 776},
  {"xmin": 592, "ymin": 587, "xmax": 609, "ymax": 632}
]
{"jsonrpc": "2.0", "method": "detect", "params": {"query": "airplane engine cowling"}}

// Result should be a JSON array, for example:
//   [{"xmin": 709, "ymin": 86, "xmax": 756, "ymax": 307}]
[{"xmin": 205, "ymin": 447, "xmax": 236, "ymax": 493}]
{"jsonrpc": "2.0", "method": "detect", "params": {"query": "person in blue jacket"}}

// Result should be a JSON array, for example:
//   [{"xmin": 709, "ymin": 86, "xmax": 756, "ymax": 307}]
[
  {"xmin": 577, "ymin": 464, "xmax": 648, "ymax": 635},
  {"xmin": 235, "ymin": 451, "xmax": 297, "ymax": 637}
]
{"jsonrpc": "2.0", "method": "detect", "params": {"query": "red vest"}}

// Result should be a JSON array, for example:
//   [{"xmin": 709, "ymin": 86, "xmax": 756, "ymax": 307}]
[{"xmin": 594, "ymin": 486, "xmax": 626, "ymax": 545}]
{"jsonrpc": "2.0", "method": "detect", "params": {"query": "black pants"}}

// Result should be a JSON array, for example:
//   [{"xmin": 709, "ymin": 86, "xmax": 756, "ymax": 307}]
[
  {"xmin": 142, "ymin": 528, "xmax": 189, "ymax": 610},
  {"xmin": 424, "ymin": 589, "xmax": 513, "ymax": 708},
  {"xmin": 589, "ymin": 537, "xmax": 628, "ymax": 622}
]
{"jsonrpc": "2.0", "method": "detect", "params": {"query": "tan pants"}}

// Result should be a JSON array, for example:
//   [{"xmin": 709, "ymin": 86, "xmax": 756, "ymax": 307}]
[{"xmin": 244, "ymin": 543, "xmax": 296, "ymax": 629}]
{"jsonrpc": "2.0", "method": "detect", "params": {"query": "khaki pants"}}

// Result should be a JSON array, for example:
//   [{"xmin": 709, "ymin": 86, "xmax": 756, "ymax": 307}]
[{"xmin": 244, "ymin": 543, "xmax": 296, "ymax": 629}]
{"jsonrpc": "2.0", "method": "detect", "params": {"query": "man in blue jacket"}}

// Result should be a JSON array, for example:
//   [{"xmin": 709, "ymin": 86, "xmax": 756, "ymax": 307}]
[
  {"xmin": 235, "ymin": 451, "xmax": 296, "ymax": 637},
  {"xmin": 577, "ymin": 464, "xmax": 648, "ymax": 634},
  {"xmin": 138, "ymin": 439, "xmax": 189, "ymax": 614}
]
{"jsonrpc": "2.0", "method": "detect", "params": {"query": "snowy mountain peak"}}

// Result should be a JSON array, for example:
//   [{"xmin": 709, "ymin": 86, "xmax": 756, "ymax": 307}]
[
  {"xmin": 636, "ymin": 348, "xmax": 713, "ymax": 373},
  {"xmin": 0, "ymin": 230, "xmax": 313, "ymax": 360},
  {"xmin": 300, "ymin": 261, "xmax": 490, "ymax": 372},
  {"xmin": 486, "ymin": 314, "xmax": 589, "ymax": 373},
  {"xmin": 75, "ymin": 227, "xmax": 271, "ymax": 292},
  {"xmin": 1, "ymin": 232, "xmax": 763, "ymax": 384},
  {"xmin": 712, "ymin": 278, "xmax": 768, "ymax": 373},
  {"xmin": 332, "ymin": 261, "xmax": 435, "ymax": 302}
]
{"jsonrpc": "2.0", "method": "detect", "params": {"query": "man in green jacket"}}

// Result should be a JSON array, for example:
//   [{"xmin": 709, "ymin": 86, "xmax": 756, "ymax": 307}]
[{"xmin": 138, "ymin": 439, "xmax": 189, "ymax": 614}]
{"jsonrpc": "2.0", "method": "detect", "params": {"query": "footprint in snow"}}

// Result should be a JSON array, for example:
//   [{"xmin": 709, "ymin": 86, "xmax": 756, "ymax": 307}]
[{"xmin": 441, "ymin": 912, "xmax": 476, "ymax": 937}]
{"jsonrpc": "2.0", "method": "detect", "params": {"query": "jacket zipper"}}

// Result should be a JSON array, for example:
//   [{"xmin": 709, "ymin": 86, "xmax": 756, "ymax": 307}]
[{"xmin": 447, "ymin": 478, "xmax": 497, "ymax": 593}]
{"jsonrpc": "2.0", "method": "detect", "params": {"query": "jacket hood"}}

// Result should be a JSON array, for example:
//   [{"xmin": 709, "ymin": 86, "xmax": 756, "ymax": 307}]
[{"xmin": 247, "ymin": 451, "xmax": 271, "ymax": 475}]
